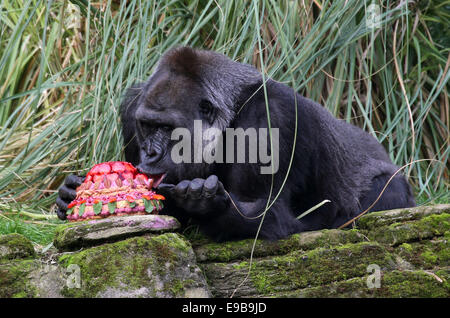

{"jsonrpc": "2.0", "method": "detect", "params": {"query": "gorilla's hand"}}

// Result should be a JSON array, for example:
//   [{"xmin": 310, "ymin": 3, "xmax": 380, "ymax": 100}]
[
  {"xmin": 55, "ymin": 174, "xmax": 85, "ymax": 220},
  {"xmin": 157, "ymin": 175, "xmax": 229, "ymax": 218}
]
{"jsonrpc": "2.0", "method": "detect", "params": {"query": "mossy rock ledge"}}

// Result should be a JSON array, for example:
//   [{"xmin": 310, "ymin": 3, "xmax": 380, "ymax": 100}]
[
  {"xmin": 193, "ymin": 204, "xmax": 449, "ymax": 298},
  {"xmin": 0, "ymin": 233, "xmax": 35, "ymax": 261},
  {"xmin": 53, "ymin": 214, "xmax": 181, "ymax": 251},
  {"xmin": 1, "ymin": 215, "xmax": 210, "ymax": 298},
  {"xmin": 0, "ymin": 204, "xmax": 449, "ymax": 298}
]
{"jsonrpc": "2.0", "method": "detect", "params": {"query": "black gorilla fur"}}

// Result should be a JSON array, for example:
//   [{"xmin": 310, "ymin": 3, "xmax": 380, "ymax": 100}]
[{"xmin": 57, "ymin": 47, "xmax": 415, "ymax": 241}]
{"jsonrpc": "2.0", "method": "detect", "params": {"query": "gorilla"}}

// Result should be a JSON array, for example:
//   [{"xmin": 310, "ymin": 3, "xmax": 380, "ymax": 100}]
[{"xmin": 56, "ymin": 46, "xmax": 415, "ymax": 241}]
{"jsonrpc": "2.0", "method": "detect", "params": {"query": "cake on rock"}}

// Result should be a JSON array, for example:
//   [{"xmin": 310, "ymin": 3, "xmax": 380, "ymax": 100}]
[{"xmin": 66, "ymin": 161, "xmax": 165, "ymax": 221}]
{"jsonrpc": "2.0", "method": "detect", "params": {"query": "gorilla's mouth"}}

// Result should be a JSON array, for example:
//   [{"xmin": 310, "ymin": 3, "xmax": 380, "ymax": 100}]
[
  {"xmin": 137, "ymin": 169, "xmax": 166, "ymax": 188},
  {"xmin": 151, "ymin": 173, "xmax": 166, "ymax": 188},
  {"xmin": 136, "ymin": 164, "xmax": 166, "ymax": 185}
]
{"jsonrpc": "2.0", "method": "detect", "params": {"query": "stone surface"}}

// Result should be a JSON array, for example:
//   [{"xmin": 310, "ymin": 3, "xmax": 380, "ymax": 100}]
[
  {"xmin": 58, "ymin": 233, "xmax": 210, "ymax": 298},
  {"xmin": 54, "ymin": 214, "xmax": 180, "ymax": 251},
  {"xmin": 194, "ymin": 229, "xmax": 365, "ymax": 262},
  {"xmin": 0, "ymin": 204, "xmax": 449, "ymax": 298},
  {"xmin": 0, "ymin": 260, "xmax": 65, "ymax": 298},
  {"xmin": 277, "ymin": 270, "xmax": 450, "ymax": 298},
  {"xmin": 194, "ymin": 204, "xmax": 450, "ymax": 298},
  {"xmin": 356, "ymin": 204, "xmax": 450, "ymax": 230},
  {"xmin": 0, "ymin": 233, "xmax": 35, "ymax": 260},
  {"xmin": 201, "ymin": 242, "xmax": 397, "ymax": 297},
  {"xmin": 361, "ymin": 210, "xmax": 449, "ymax": 246}
]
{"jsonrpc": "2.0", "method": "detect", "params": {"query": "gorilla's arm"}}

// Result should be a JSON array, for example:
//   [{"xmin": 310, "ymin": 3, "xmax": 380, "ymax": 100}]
[{"xmin": 157, "ymin": 175, "xmax": 306, "ymax": 241}]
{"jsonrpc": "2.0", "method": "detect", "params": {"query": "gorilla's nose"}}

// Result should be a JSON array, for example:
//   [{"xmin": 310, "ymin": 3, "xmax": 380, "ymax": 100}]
[{"xmin": 141, "ymin": 141, "xmax": 163, "ymax": 164}]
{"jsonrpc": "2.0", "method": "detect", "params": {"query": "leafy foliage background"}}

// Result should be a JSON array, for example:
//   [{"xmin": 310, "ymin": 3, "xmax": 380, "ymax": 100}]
[{"xmin": 0, "ymin": 0, "xmax": 448, "ymax": 216}]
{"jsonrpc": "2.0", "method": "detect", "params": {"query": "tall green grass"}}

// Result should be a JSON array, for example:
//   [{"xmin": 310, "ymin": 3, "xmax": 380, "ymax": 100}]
[{"xmin": 0, "ymin": 0, "xmax": 448, "ymax": 217}]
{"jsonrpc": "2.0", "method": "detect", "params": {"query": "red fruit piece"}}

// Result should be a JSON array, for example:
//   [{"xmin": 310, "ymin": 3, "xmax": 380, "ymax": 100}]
[
  {"xmin": 122, "ymin": 171, "xmax": 134, "ymax": 180},
  {"xmin": 111, "ymin": 162, "xmax": 126, "ymax": 173},
  {"xmin": 93, "ymin": 174, "xmax": 103, "ymax": 183},
  {"xmin": 136, "ymin": 173, "xmax": 148, "ymax": 181},
  {"xmin": 123, "ymin": 162, "xmax": 137, "ymax": 174},
  {"xmin": 135, "ymin": 175, "xmax": 145, "ymax": 185},
  {"xmin": 89, "ymin": 164, "xmax": 101, "ymax": 175},
  {"xmin": 96, "ymin": 163, "xmax": 111, "ymax": 174},
  {"xmin": 106, "ymin": 173, "xmax": 119, "ymax": 182}
]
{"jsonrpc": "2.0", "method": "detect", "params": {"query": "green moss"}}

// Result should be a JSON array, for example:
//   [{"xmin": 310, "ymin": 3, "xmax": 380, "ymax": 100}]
[
  {"xmin": 364, "ymin": 213, "xmax": 450, "ymax": 246},
  {"xmin": 232, "ymin": 261, "xmax": 249, "ymax": 270},
  {"xmin": 421, "ymin": 250, "xmax": 438, "ymax": 265},
  {"xmin": 0, "ymin": 233, "xmax": 35, "ymax": 260},
  {"xmin": 202, "ymin": 241, "xmax": 396, "ymax": 297},
  {"xmin": 168, "ymin": 278, "xmax": 197, "ymax": 296},
  {"xmin": 394, "ymin": 237, "xmax": 449, "ymax": 269},
  {"xmin": 58, "ymin": 233, "xmax": 200, "ymax": 297},
  {"xmin": 194, "ymin": 229, "xmax": 365, "ymax": 263},
  {"xmin": 277, "ymin": 270, "xmax": 449, "ymax": 298},
  {"xmin": 195, "ymin": 238, "xmax": 256, "ymax": 262},
  {"xmin": 382, "ymin": 270, "xmax": 449, "ymax": 297},
  {"xmin": 399, "ymin": 243, "xmax": 413, "ymax": 252},
  {"xmin": 202, "ymin": 206, "xmax": 450, "ymax": 298},
  {"xmin": 434, "ymin": 269, "xmax": 450, "ymax": 290},
  {"xmin": 53, "ymin": 215, "xmax": 181, "ymax": 252},
  {"xmin": 357, "ymin": 209, "xmax": 418, "ymax": 230},
  {"xmin": 437, "ymin": 239, "xmax": 450, "ymax": 263},
  {"xmin": 249, "ymin": 242, "xmax": 395, "ymax": 295},
  {"xmin": 12, "ymin": 291, "xmax": 28, "ymax": 298},
  {"xmin": 150, "ymin": 232, "xmax": 191, "ymax": 254},
  {"xmin": 357, "ymin": 205, "xmax": 450, "ymax": 230},
  {"xmin": 53, "ymin": 218, "xmax": 132, "ymax": 251},
  {"xmin": 0, "ymin": 259, "xmax": 39, "ymax": 298}
]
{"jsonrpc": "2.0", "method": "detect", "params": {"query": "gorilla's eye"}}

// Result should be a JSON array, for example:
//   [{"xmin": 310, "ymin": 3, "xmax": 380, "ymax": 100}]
[
  {"xmin": 160, "ymin": 125, "xmax": 173, "ymax": 133},
  {"xmin": 199, "ymin": 99, "xmax": 216, "ymax": 124}
]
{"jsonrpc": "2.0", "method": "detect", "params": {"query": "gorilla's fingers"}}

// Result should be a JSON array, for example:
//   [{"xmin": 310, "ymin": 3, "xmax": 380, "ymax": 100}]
[
  {"xmin": 58, "ymin": 185, "xmax": 76, "ymax": 201},
  {"xmin": 65, "ymin": 174, "xmax": 85, "ymax": 188},
  {"xmin": 173, "ymin": 180, "xmax": 190, "ymax": 198},
  {"xmin": 203, "ymin": 175, "xmax": 219, "ymax": 198},
  {"xmin": 215, "ymin": 179, "xmax": 226, "ymax": 195},
  {"xmin": 187, "ymin": 178, "xmax": 204, "ymax": 200},
  {"xmin": 56, "ymin": 208, "xmax": 67, "ymax": 220},
  {"xmin": 157, "ymin": 183, "xmax": 175, "ymax": 198},
  {"xmin": 56, "ymin": 197, "xmax": 68, "ymax": 212}
]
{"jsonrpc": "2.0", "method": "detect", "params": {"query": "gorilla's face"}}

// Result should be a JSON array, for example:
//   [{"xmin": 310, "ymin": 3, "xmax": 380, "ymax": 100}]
[{"xmin": 134, "ymin": 68, "xmax": 215, "ymax": 184}]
